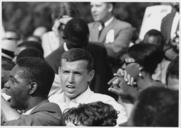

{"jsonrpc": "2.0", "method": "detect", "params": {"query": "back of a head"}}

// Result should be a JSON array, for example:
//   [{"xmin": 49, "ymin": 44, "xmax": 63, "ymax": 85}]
[
  {"xmin": 128, "ymin": 43, "xmax": 164, "ymax": 74},
  {"xmin": 16, "ymin": 48, "xmax": 44, "ymax": 62},
  {"xmin": 61, "ymin": 48, "xmax": 94, "ymax": 71},
  {"xmin": 16, "ymin": 57, "xmax": 55, "ymax": 98},
  {"xmin": 17, "ymin": 40, "xmax": 44, "ymax": 55},
  {"xmin": 143, "ymin": 29, "xmax": 164, "ymax": 49},
  {"xmin": 132, "ymin": 86, "xmax": 178, "ymax": 126},
  {"xmin": 63, "ymin": 101, "xmax": 117, "ymax": 126},
  {"xmin": 63, "ymin": 18, "xmax": 89, "ymax": 49}
]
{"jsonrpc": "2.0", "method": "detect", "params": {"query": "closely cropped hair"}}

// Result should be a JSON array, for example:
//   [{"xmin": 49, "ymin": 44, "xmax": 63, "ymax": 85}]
[
  {"xmin": 128, "ymin": 43, "xmax": 164, "ymax": 74},
  {"xmin": 17, "ymin": 40, "xmax": 44, "ymax": 55},
  {"xmin": 143, "ymin": 29, "xmax": 164, "ymax": 48},
  {"xmin": 61, "ymin": 48, "xmax": 94, "ymax": 71},
  {"xmin": 63, "ymin": 101, "xmax": 117, "ymax": 126},
  {"xmin": 16, "ymin": 48, "xmax": 44, "ymax": 62},
  {"xmin": 133, "ymin": 86, "xmax": 178, "ymax": 126},
  {"xmin": 16, "ymin": 57, "xmax": 55, "ymax": 97}
]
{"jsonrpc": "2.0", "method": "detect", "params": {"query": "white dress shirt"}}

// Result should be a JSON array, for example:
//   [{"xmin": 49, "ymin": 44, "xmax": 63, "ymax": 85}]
[{"xmin": 49, "ymin": 87, "xmax": 128, "ymax": 125}]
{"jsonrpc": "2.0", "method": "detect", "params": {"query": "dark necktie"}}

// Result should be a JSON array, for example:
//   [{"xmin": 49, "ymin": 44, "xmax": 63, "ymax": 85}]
[{"xmin": 98, "ymin": 23, "xmax": 104, "ymax": 39}]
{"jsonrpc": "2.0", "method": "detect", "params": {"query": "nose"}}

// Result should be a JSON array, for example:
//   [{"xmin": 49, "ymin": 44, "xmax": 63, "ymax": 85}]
[
  {"xmin": 91, "ymin": 6, "xmax": 96, "ymax": 14},
  {"xmin": 68, "ymin": 73, "xmax": 74, "ymax": 83},
  {"xmin": 4, "ymin": 80, "xmax": 10, "ymax": 89}
]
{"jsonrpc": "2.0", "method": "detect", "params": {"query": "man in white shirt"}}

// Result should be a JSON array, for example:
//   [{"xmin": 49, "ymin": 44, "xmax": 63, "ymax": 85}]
[{"xmin": 49, "ymin": 48, "xmax": 128, "ymax": 125}]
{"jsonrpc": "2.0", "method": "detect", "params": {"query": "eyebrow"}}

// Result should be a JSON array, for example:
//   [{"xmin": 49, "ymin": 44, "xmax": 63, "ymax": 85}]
[{"xmin": 9, "ymin": 75, "xmax": 19, "ymax": 83}]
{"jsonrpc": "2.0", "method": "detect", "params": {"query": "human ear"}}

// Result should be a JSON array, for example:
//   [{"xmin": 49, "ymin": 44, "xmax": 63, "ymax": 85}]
[
  {"xmin": 88, "ymin": 70, "xmax": 95, "ymax": 82},
  {"xmin": 108, "ymin": 3, "xmax": 113, "ymax": 12},
  {"xmin": 28, "ymin": 82, "xmax": 38, "ymax": 95}
]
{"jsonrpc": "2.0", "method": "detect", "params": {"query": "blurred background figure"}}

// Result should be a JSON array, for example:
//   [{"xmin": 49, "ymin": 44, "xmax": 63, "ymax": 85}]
[
  {"xmin": 127, "ymin": 86, "xmax": 178, "ymax": 126},
  {"xmin": 13, "ymin": 40, "xmax": 44, "ymax": 63},
  {"xmin": 63, "ymin": 101, "xmax": 117, "ymax": 126},
  {"xmin": 166, "ymin": 56, "xmax": 179, "ymax": 90},
  {"xmin": 2, "ymin": 30, "xmax": 20, "ymax": 59},
  {"xmin": 33, "ymin": 26, "xmax": 47, "ymax": 38},
  {"xmin": 26, "ymin": 35, "xmax": 42, "ymax": 43},
  {"xmin": 89, "ymin": 2, "xmax": 134, "ymax": 72},
  {"xmin": 41, "ymin": 3, "xmax": 73, "ymax": 57},
  {"xmin": 142, "ymin": 29, "xmax": 170, "ymax": 84},
  {"xmin": 161, "ymin": 2, "xmax": 179, "ymax": 61}
]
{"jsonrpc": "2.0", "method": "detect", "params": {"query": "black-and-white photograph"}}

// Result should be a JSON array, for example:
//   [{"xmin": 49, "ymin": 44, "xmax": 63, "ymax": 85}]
[{"xmin": 1, "ymin": 1, "xmax": 179, "ymax": 126}]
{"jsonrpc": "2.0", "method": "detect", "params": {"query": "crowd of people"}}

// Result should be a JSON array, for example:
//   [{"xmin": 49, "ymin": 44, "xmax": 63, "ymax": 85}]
[{"xmin": 1, "ymin": 2, "xmax": 179, "ymax": 126}]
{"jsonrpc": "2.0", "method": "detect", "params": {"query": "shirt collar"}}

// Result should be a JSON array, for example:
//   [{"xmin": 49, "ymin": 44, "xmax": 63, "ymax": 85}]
[
  {"xmin": 63, "ymin": 42, "xmax": 69, "ymax": 51},
  {"xmin": 104, "ymin": 16, "xmax": 114, "ymax": 27},
  {"xmin": 98, "ymin": 16, "xmax": 114, "ymax": 30},
  {"xmin": 22, "ymin": 106, "xmax": 36, "ymax": 115},
  {"xmin": 63, "ymin": 87, "xmax": 93, "ymax": 104}
]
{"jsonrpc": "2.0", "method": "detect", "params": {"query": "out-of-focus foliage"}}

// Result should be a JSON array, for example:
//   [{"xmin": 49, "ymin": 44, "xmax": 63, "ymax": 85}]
[{"xmin": 2, "ymin": 2, "xmax": 161, "ymax": 39}]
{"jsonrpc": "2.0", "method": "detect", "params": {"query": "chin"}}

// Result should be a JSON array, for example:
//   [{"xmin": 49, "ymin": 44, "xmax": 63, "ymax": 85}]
[{"xmin": 65, "ymin": 93, "xmax": 77, "ymax": 99}]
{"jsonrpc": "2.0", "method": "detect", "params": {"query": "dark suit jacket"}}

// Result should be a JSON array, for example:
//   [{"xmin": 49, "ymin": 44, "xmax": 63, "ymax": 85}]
[
  {"xmin": 45, "ymin": 43, "xmax": 113, "ymax": 96},
  {"xmin": 89, "ymin": 17, "xmax": 134, "ymax": 59},
  {"xmin": 3, "ymin": 100, "xmax": 64, "ymax": 126}
]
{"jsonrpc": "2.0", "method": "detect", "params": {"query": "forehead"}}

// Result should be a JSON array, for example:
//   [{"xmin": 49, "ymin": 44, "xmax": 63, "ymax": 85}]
[
  {"xmin": 61, "ymin": 59, "xmax": 88, "ymax": 70},
  {"xmin": 11, "ymin": 65, "xmax": 26, "ymax": 78},
  {"xmin": 90, "ymin": 2, "xmax": 106, "ymax": 6}
]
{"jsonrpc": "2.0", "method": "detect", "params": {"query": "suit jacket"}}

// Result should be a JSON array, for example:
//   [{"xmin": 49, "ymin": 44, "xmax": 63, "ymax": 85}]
[
  {"xmin": 45, "ymin": 43, "xmax": 113, "ymax": 96},
  {"xmin": 3, "ymin": 100, "xmax": 64, "ymax": 126},
  {"xmin": 89, "ymin": 17, "xmax": 134, "ymax": 59}
]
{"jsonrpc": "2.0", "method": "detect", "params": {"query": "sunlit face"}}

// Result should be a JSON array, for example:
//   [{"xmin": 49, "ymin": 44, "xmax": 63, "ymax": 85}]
[
  {"xmin": 90, "ymin": 2, "xmax": 112, "ymax": 22},
  {"xmin": 4, "ymin": 65, "xmax": 30, "ymax": 110},
  {"xmin": 59, "ymin": 59, "xmax": 94, "ymax": 99}
]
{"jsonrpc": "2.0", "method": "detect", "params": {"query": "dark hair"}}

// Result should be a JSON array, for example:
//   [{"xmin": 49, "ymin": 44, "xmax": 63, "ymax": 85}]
[
  {"xmin": 17, "ymin": 40, "xmax": 44, "ymax": 55},
  {"xmin": 128, "ymin": 43, "xmax": 164, "ymax": 74},
  {"xmin": 63, "ymin": 18, "xmax": 89, "ymax": 49},
  {"xmin": 16, "ymin": 48, "xmax": 44, "ymax": 62},
  {"xmin": 132, "ymin": 86, "xmax": 178, "ymax": 126},
  {"xmin": 16, "ymin": 57, "xmax": 55, "ymax": 98},
  {"xmin": 63, "ymin": 101, "xmax": 117, "ymax": 126},
  {"xmin": 61, "ymin": 48, "xmax": 94, "ymax": 71},
  {"xmin": 166, "ymin": 56, "xmax": 179, "ymax": 84},
  {"xmin": 143, "ymin": 29, "xmax": 164, "ymax": 49}
]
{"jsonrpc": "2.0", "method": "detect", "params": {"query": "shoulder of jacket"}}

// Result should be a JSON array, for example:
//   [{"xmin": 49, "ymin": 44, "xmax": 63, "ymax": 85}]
[{"xmin": 113, "ymin": 18, "xmax": 132, "ymax": 28}]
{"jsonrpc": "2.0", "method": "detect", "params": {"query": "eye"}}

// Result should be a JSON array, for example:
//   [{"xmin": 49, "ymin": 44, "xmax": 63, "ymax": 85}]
[
  {"xmin": 8, "ymin": 77, "xmax": 17, "ymax": 84},
  {"xmin": 63, "ymin": 70, "xmax": 69, "ymax": 74}
]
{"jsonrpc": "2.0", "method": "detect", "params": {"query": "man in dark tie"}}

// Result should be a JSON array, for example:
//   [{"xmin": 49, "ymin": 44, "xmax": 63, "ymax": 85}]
[{"xmin": 89, "ymin": 2, "xmax": 134, "ymax": 64}]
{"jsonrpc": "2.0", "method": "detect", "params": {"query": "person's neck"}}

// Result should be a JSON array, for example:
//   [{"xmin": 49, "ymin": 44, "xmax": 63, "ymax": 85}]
[
  {"xmin": 100, "ymin": 15, "xmax": 113, "ymax": 25},
  {"xmin": 137, "ymin": 73, "xmax": 154, "ymax": 91},
  {"xmin": 25, "ymin": 97, "xmax": 46, "ymax": 111}
]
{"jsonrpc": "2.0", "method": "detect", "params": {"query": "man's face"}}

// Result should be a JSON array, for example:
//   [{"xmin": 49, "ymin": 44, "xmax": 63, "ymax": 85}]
[
  {"xmin": 4, "ymin": 65, "xmax": 30, "ymax": 109},
  {"xmin": 59, "ymin": 59, "xmax": 94, "ymax": 99},
  {"xmin": 90, "ymin": 2, "xmax": 112, "ymax": 22}
]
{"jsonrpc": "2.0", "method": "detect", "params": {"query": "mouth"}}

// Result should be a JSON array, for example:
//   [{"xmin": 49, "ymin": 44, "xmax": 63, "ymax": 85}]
[
  {"xmin": 1, "ymin": 90, "xmax": 12, "ymax": 101},
  {"xmin": 66, "ymin": 84, "xmax": 76, "ymax": 89}
]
